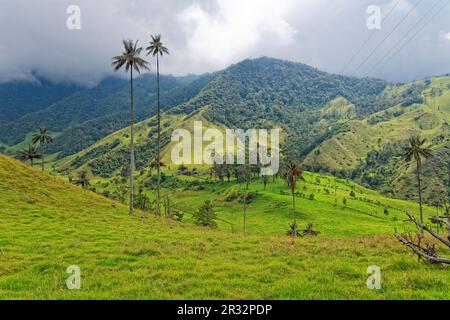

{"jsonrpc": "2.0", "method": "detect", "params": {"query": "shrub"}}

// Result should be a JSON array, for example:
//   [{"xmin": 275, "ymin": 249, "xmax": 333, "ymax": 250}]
[{"xmin": 193, "ymin": 201, "xmax": 217, "ymax": 228}]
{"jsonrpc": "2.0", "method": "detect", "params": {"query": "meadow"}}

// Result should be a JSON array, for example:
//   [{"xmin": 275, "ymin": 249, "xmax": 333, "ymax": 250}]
[{"xmin": 1, "ymin": 154, "xmax": 449, "ymax": 300}]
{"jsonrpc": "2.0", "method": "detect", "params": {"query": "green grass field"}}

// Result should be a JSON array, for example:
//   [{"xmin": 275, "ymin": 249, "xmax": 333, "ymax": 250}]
[{"xmin": 1, "ymin": 154, "xmax": 449, "ymax": 300}]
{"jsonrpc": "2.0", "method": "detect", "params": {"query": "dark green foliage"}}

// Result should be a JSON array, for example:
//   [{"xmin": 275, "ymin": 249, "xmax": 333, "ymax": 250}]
[
  {"xmin": 88, "ymin": 133, "xmax": 169, "ymax": 178},
  {"xmin": 134, "ymin": 187, "xmax": 151, "ymax": 211},
  {"xmin": 75, "ymin": 170, "xmax": 90, "ymax": 189},
  {"xmin": 0, "ymin": 73, "xmax": 213, "ymax": 154},
  {"xmin": 71, "ymin": 139, "xmax": 121, "ymax": 169},
  {"xmin": 20, "ymin": 144, "xmax": 41, "ymax": 166},
  {"xmin": 171, "ymin": 58, "xmax": 387, "ymax": 161},
  {"xmin": 223, "ymin": 188, "xmax": 257, "ymax": 204},
  {"xmin": 352, "ymin": 142, "xmax": 405, "ymax": 191},
  {"xmin": 89, "ymin": 148, "xmax": 129, "ymax": 178},
  {"xmin": 0, "ymin": 77, "xmax": 80, "ymax": 123},
  {"xmin": 401, "ymin": 83, "xmax": 425, "ymax": 107},
  {"xmin": 193, "ymin": 201, "xmax": 217, "ymax": 228}
]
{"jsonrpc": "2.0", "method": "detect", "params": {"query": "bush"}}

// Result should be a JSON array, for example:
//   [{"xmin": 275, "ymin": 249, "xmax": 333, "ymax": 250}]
[
  {"xmin": 223, "ymin": 188, "xmax": 257, "ymax": 204},
  {"xmin": 193, "ymin": 201, "xmax": 217, "ymax": 227}
]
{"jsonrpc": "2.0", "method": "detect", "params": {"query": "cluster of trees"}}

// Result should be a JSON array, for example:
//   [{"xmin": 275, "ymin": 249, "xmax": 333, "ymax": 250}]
[
  {"xmin": 20, "ymin": 127, "xmax": 53, "ymax": 172},
  {"xmin": 111, "ymin": 35, "xmax": 169, "ymax": 215}
]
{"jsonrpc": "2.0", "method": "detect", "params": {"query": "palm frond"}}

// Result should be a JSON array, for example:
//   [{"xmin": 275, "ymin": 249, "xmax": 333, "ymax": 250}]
[
  {"xmin": 112, "ymin": 39, "xmax": 149, "ymax": 74},
  {"xmin": 146, "ymin": 34, "xmax": 170, "ymax": 57}
]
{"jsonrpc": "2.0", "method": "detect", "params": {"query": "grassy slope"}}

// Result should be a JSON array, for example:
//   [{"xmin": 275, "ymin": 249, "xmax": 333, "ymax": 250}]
[
  {"xmin": 304, "ymin": 78, "xmax": 450, "ymax": 171},
  {"xmin": 55, "ymin": 109, "xmax": 222, "ymax": 174},
  {"xmin": 150, "ymin": 172, "xmax": 436, "ymax": 237},
  {"xmin": 56, "ymin": 107, "xmax": 279, "ymax": 178},
  {"xmin": 2, "ymin": 154, "xmax": 450, "ymax": 299}
]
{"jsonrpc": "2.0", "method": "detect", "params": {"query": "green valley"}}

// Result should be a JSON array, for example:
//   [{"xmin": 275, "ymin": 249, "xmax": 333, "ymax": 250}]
[{"xmin": 1, "ymin": 154, "xmax": 449, "ymax": 300}]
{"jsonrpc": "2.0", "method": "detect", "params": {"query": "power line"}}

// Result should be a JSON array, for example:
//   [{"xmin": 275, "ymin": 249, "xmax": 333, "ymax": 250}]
[
  {"xmin": 350, "ymin": 0, "xmax": 424, "ymax": 76},
  {"xmin": 340, "ymin": 0, "xmax": 402, "ymax": 74},
  {"xmin": 364, "ymin": 0, "xmax": 450, "ymax": 77}
]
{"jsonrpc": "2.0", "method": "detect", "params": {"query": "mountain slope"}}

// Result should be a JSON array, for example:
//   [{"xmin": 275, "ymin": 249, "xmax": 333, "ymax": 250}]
[
  {"xmin": 55, "ymin": 108, "xmax": 230, "ymax": 176},
  {"xmin": 0, "ymin": 77, "xmax": 81, "ymax": 123},
  {"xmin": 303, "ymin": 77, "xmax": 450, "ymax": 201},
  {"xmin": 1, "ymin": 73, "xmax": 213, "ymax": 158},
  {"xmin": 170, "ymin": 57, "xmax": 388, "ymax": 158}
]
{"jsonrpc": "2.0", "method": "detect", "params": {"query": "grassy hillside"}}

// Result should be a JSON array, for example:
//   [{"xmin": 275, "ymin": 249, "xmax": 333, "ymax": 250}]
[
  {"xmin": 54, "ymin": 109, "xmax": 229, "ymax": 176},
  {"xmin": 1, "ymin": 154, "xmax": 450, "ymax": 299},
  {"xmin": 303, "ymin": 77, "xmax": 450, "ymax": 201}
]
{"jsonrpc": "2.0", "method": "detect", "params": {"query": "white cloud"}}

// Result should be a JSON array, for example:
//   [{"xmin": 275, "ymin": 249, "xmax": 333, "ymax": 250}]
[
  {"xmin": 178, "ymin": 0, "xmax": 297, "ymax": 71},
  {"xmin": 440, "ymin": 31, "xmax": 450, "ymax": 41},
  {"xmin": 0, "ymin": 0, "xmax": 449, "ymax": 84}
]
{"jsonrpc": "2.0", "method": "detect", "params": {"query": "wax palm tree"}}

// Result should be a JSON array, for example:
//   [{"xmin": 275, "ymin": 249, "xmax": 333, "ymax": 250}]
[
  {"xmin": 32, "ymin": 127, "xmax": 52, "ymax": 171},
  {"xmin": 284, "ymin": 161, "xmax": 305, "ymax": 237},
  {"xmin": 112, "ymin": 40, "xmax": 149, "ymax": 214},
  {"xmin": 76, "ymin": 170, "xmax": 90, "ymax": 190},
  {"xmin": 21, "ymin": 144, "xmax": 41, "ymax": 167},
  {"xmin": 403, "ymin": 135, "xmax": 433, "ymax": 233},
  {"xmin": 146, "ymin": 35, "xmax": 169, "ymax": 215},
  {"xmin": 149, "ymin": 158, "xmax": 166, "ymax": 178}
]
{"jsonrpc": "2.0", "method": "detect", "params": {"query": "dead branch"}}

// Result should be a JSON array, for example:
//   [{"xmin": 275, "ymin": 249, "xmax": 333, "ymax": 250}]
[
  {"xmin": 405, "ymin": 211, "xmax": 450, "ymax": 248},
  {"xmin": 431, "ymin": 216, "xmax": 450, "ymax": 229},
  {"xmin": 395, "ymin": 231, "xmax": 450, "ymax": 264},
  {"xmin": 395, "ymin": 212, "xmax": 450, "ymax": 265}
]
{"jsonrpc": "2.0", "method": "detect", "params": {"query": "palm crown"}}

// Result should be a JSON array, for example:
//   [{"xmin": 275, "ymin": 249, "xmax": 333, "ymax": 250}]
[
  {"xmin": 21, "ymin": 144, "xmax": 40, "ymax": 162},
  {"xmin": 146, "ymin": 35, "xmax": 169, "ymax": 57},
  {"xmin": 284, "ymin": 162, "xmax": 305, "ymax": 192},
  {"xmin": 32, "ymin": 127, "xmax": 52, "ymax": 146},
  {"xmin": 112, "ymin": 40, "xmax": 149, "ymax": 74},
  {"xmin": 403, "ymin": 135, "xmax": 433, "ymax": 167}
]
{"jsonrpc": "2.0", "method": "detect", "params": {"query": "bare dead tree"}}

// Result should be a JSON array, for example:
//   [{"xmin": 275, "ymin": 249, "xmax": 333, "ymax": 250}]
[{"xmin": 395, "ymin": 211, "xmax": 450, "ymax": 265}]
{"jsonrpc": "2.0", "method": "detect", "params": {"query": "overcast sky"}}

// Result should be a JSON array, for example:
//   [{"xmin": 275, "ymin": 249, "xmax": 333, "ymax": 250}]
[{"xmin": 1, "ymin": 0, "xmax": 450, "ymax": 85}]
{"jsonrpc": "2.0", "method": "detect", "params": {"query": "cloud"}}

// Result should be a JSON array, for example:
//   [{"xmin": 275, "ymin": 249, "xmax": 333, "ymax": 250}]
[
  {"xmin": 440, "ymin": 31, "xmax": 450, "ymax": 41},
  {"xmin": 177, "ymin": 0, "xmax": 297, "ymax": 71},
  {"xmin": 0, "ymin": 0, "xmax": 449, "ymax": 85}
]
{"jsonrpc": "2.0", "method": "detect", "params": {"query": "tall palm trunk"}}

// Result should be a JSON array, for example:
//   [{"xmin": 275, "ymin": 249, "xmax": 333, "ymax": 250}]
[
  {"xmin": 417, "ymin": 162, "xmax": 424, "ymax": 234},
  {"xmin": 41, "ymin": 146, "xmax": 44, "ymax": 171},
  {"xmin": 156, "ymin": 54, "xmax": 161, "ymax": 215},
  {"xmin": 292, "ymin": 189, "xmax": 297, "ymax": 234},
  {"xmin": 129, "ymin": 67, "xmax": 135, "ymax": 214},
  {"xmin": 243, "ymin": 199, "xmax": 247, "ymax": 233}
]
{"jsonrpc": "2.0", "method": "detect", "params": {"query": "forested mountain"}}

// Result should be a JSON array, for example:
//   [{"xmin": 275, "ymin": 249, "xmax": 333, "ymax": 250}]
[
  {"xmin": 0, "ymin": 76, "xmax": 81, "ymax": 123},
  {"xmin": 171, "ymin": 57, "xmax": 388, "ymax": 158},
  {"xmin": 0, "ymin": 73, "xmax": 214, "ymax": 157}
]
